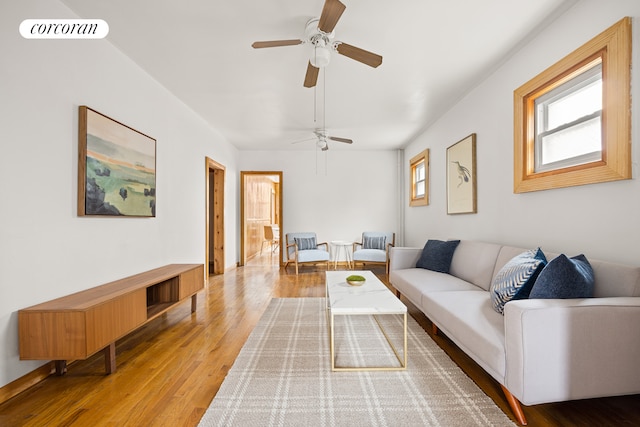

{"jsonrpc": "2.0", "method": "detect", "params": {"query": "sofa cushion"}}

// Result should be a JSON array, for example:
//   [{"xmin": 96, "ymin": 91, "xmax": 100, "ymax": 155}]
[
  {"xmin": 422, "ymin": 290, "xmax": 507, "ymax": 382},
  {"xmin": 587, "ymin": 258, "xmax": 640, "ymax": 297},
  {"xmin": 490, "ymin": 248, "xmax": 547, "ymax": 314},
  {"xmin": 296, "ymin": 249, "xmax": 329, "ymax": 262},
  {"xmin": 449, "ymin": 240, "xmax": 503, "ymax": 290},
  {"xmin": 416, "ymin": 239, "xmax": 460, "ymax": 273},
  {"xmin": 529, "ymin": 254, "xmax": 595, "ymax": 299},
  {"xmin": 352, "ymin": 248, "xmax": 386, "ymax": 263},
  {"xmin": 390, "ymin": 268, "xmax": 481, "ymax": 308}
]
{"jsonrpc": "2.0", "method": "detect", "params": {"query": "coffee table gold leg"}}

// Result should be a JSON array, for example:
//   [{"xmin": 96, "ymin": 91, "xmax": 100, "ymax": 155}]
[
  {"xmin": 403, "ymin": 312, "xmax": 408, "ymax": 368},
  {"xmin": 330, "ymin": 313, "xmax": 335, "ymax": 370}
]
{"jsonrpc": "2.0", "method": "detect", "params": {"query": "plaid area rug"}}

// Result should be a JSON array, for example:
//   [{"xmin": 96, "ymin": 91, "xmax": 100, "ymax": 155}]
[{"xmin": 198, "ymin": 298, "xmax": 514, "ymax": 426}]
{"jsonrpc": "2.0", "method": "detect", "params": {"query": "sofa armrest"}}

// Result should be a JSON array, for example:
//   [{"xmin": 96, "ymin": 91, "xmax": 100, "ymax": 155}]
[
  {"xmin": 504, "ymin": 297, "xmax": 640, "ymax": 405},
  {"xmin": 389, "ymin": 247, "xmax": 422, "ymax": 271}
]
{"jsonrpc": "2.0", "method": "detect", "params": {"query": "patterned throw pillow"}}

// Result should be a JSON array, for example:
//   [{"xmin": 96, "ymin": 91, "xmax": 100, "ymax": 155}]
[
  {"xmin": 529, "ymin": 254, "xmax": 594, "ymax": 299},
  {"xmin": 363, "ymin": 235, "xmax": 386, "ymax": 250},
  {"xmin": 294, "ymin": 237, "xmax": 317, "ymax": 251},
  {"xmin": 490, "ymin": 248, "xmax": 547, "ymax": 315}
]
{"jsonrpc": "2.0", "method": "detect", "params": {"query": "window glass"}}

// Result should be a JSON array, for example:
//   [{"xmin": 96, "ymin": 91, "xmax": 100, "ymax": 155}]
[
  {"xmin": 414, "ymin": 161, "xmax": 425, "ymax": 197},
  {"xmin": 534, "ymin": 62, "xmax": 602, "ymax": 172},
  {"xmin": 540, "ymin": 116, "xmax": 601, "ymax": 166}
]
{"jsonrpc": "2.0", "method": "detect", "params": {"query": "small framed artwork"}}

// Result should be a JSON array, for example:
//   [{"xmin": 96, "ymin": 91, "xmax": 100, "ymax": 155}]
[
  {"xmin": 446, "ymin": 133, "xmax": 477, "ymax": 214},
  {"xmin": 78, "ymin": 106, "xmax": 156, "ymax": 217}
]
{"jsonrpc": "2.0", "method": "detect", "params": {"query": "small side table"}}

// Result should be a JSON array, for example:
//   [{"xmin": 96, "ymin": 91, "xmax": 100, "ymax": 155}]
[{"xmin": 330, "ymin": 241, "xmax": 353, "ymax": 270}]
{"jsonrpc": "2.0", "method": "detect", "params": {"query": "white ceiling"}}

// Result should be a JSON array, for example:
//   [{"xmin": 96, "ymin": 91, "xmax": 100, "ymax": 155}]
[{"xmin": 61, "ymin": 0, "xmax": 574, "ymax": 151}]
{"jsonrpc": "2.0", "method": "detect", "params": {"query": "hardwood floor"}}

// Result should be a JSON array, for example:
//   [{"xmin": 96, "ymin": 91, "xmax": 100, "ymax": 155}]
[{"xmin": 0, "ymin": 256, "xmax": 638, "ymax": 426}]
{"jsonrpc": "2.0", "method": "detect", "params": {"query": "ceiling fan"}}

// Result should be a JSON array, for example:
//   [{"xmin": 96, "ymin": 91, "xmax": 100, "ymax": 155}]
[
  {"xmin": 292, "ymin": 129, "xmax": 353, "ymax": 151},
  {"xmin": 251, "ymin": 0, "xmax": 383, "ymax": 88}
]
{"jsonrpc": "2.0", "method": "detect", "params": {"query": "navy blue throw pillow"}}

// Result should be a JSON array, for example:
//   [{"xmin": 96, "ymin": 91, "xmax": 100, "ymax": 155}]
[
  {"xmin": 529, "ymin": 254, "xmax": 594, "ymax": 299},
  {"xmin": 416, "ymin": 239, "xmax": 460, "ymax": 273}
]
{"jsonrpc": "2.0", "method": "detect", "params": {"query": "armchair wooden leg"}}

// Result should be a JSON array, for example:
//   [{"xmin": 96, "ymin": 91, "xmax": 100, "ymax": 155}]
[{"xmin": 500, "ymin": 385, "xmax": 527, "ymax": 425}]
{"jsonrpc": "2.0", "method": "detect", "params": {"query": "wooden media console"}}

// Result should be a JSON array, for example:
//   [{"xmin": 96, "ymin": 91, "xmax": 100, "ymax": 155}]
[{"xmin": 18, "ymin": 264, "xmax": 204, "ymax": 375}]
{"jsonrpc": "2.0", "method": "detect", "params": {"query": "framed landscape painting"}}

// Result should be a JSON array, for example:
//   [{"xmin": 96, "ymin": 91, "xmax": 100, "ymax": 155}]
[
  {"xmin": 78, "ymin": 106, "xmax": 156, "ymax": 217},
  {"xmin": 446, "ymin": 133, "xmax": 476, "ymax": 214}
]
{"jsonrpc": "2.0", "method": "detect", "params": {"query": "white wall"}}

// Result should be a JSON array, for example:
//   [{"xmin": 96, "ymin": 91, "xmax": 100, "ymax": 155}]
[
  {"xmin": 403, "ymin": 0, "xmax": 640, "ymax": 266},
  {"xmin": 239, "ymin": 150, "xmax": 400, "ymax": 259},
  {"xmin": 0, "ymin": 0, "xmax": 239, "ymax": 387}
]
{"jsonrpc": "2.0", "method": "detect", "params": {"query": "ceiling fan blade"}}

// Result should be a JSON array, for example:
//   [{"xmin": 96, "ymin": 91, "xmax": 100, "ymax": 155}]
[
  {"xmin": 291, "ymin": 137, "xmax": 316, "ymax": 144},
  {"xmin": 335, "ymin": 42, "xmax": 383, "ymax": 68},
  {"xmin": 303, "ymin": 62, "xmax": 320, "ymax": 88},
  {"xmin": 251, "ymin": 39, "xmax": 303, "ymax": 49},
  {"xmin": 318, "ymin": 0, "xmax": 346, "ymax": 33},
  {"xmin": 329, "ymin": 136, "xmax": 353, "ymax": 144}
]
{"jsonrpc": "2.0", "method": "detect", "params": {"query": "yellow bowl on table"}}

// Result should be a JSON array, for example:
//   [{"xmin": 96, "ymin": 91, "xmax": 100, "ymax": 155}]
[{"xmin": 346, "ymin": 275, "xmax": 366, "ymax": 286}]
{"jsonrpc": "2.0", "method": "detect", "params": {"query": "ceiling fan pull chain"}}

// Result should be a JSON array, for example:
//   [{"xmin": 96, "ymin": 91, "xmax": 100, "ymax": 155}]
[
  {"xmin": 323, "ymin": 67, "xmax": 328, "ymax": 176},
  {"xmin": 314, "ymin": 46, "xmax": 318, "ymax": 123}
]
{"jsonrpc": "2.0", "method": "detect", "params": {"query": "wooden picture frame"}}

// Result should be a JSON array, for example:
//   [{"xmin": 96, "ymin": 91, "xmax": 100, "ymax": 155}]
[
  {"xmin": 78, "ymin": 106, "xmax": 156, "ymax": 217},
  {"xmin": 446, "ymin": 133, "xmax": 477, "ymax": 214}
]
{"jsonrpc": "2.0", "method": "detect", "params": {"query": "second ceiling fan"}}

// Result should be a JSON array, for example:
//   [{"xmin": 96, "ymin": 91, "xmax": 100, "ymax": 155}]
[
  {"xmin": 251, "ymin": 0, "xmax": 383, "ymax": 88},
  {"xmin": 292, "ymin": 129, "xmax": 353, "ymax": 151}
]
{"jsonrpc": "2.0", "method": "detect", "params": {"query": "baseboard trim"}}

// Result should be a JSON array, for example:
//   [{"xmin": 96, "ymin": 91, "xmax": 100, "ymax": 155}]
[{"xmin": 0, "ymin": 362, "xmax": 54, "ymax": 405}]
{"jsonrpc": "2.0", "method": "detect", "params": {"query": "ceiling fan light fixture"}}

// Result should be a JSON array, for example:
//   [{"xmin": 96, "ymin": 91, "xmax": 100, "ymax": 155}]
[
  {"xmin": 317, "ymin": 138, "xmax": 328, "ymax": 151},
  {"xmin": 310, "ymin": 44, "xmax": 331, "ymax": 68}
]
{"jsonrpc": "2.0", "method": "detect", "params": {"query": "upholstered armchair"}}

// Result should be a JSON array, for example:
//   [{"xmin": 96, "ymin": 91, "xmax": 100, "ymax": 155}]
[
  {"xmin": 352, "ymin": 232, "xmax": 395, "ymax": 273},
  {"xmin": 284, "ymin": 232, "xmax": 330, "ymax": 275}
]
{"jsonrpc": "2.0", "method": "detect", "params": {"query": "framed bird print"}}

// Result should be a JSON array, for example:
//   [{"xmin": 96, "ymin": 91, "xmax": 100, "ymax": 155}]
[{"xmin": 446, "ymin": 133, "xmax": 476, "ymax": 214}]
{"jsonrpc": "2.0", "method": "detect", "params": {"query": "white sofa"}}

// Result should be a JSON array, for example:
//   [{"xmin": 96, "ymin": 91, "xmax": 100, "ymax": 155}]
[{"xmin": 389, "ymin": 240, "xmax": 640, "ymax": 425}]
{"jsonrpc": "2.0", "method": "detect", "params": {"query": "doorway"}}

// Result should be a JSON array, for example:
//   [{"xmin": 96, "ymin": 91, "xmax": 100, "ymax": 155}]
[
  {"xmin": 206, "ymin": 157, "xmax": 225, "ymax": 275},
  {"xmin": 240, "ymin": 171, "xmax": 283, "ymax": 267}
]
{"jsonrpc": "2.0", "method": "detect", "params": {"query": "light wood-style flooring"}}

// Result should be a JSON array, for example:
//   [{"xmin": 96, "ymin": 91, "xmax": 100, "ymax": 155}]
[{"xmin": 0, "ymin": 254, "xmax": 638, "ymax": 426}]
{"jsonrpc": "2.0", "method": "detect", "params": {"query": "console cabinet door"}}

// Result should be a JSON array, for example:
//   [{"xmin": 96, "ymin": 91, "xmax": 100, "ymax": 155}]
[
  {"xmin": 18, "ymin": 311, "xmax": 87, "ymax": 359},
  {"xmin": 179, "ymin": 265, "xmax": 204, "ymax": 299},
  {"xmin": 85, "ymin": 289, "xmax": 146, "ymax": 355}
]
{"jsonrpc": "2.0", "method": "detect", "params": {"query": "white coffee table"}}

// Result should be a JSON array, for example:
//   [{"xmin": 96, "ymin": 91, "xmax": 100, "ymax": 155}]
[{"xmin": 325, "ymin": 270, "xmax": 407, "ymax": 371}]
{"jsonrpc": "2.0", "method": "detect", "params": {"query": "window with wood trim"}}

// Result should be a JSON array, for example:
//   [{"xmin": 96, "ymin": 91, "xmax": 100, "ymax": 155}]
[
  {"xmin": 410, "ymin": 149, "xmax": 429, "ymax": 206},
  {"xmin": 513, "ymin": 17, "xmax": 631, "ymax": 193}
]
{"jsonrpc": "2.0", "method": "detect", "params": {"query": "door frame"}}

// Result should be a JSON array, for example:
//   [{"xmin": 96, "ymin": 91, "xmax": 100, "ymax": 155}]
[
  {"xmin": 240, "ymin": 171, "xmax": 283, "ymax": 267},
  {"xmin": 206, "ymin": 157, "xmax": 225, "ymax": 275}
]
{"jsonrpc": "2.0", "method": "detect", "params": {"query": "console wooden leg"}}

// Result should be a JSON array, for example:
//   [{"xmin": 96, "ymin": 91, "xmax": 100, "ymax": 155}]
[
  {"xmin": 104, "ymin": 342, "xmax": 116, "ymax": 374},
  {"xmin": 54, "ymin": 360, "xmax": 67, "ymax": 376},
  {"xmin": 501, "ymin": 385, "xmax": 528, "ymax": 425},
  {"xmin": 191, "ymin": 294, "xmax": 197, "ymax": 313}
]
